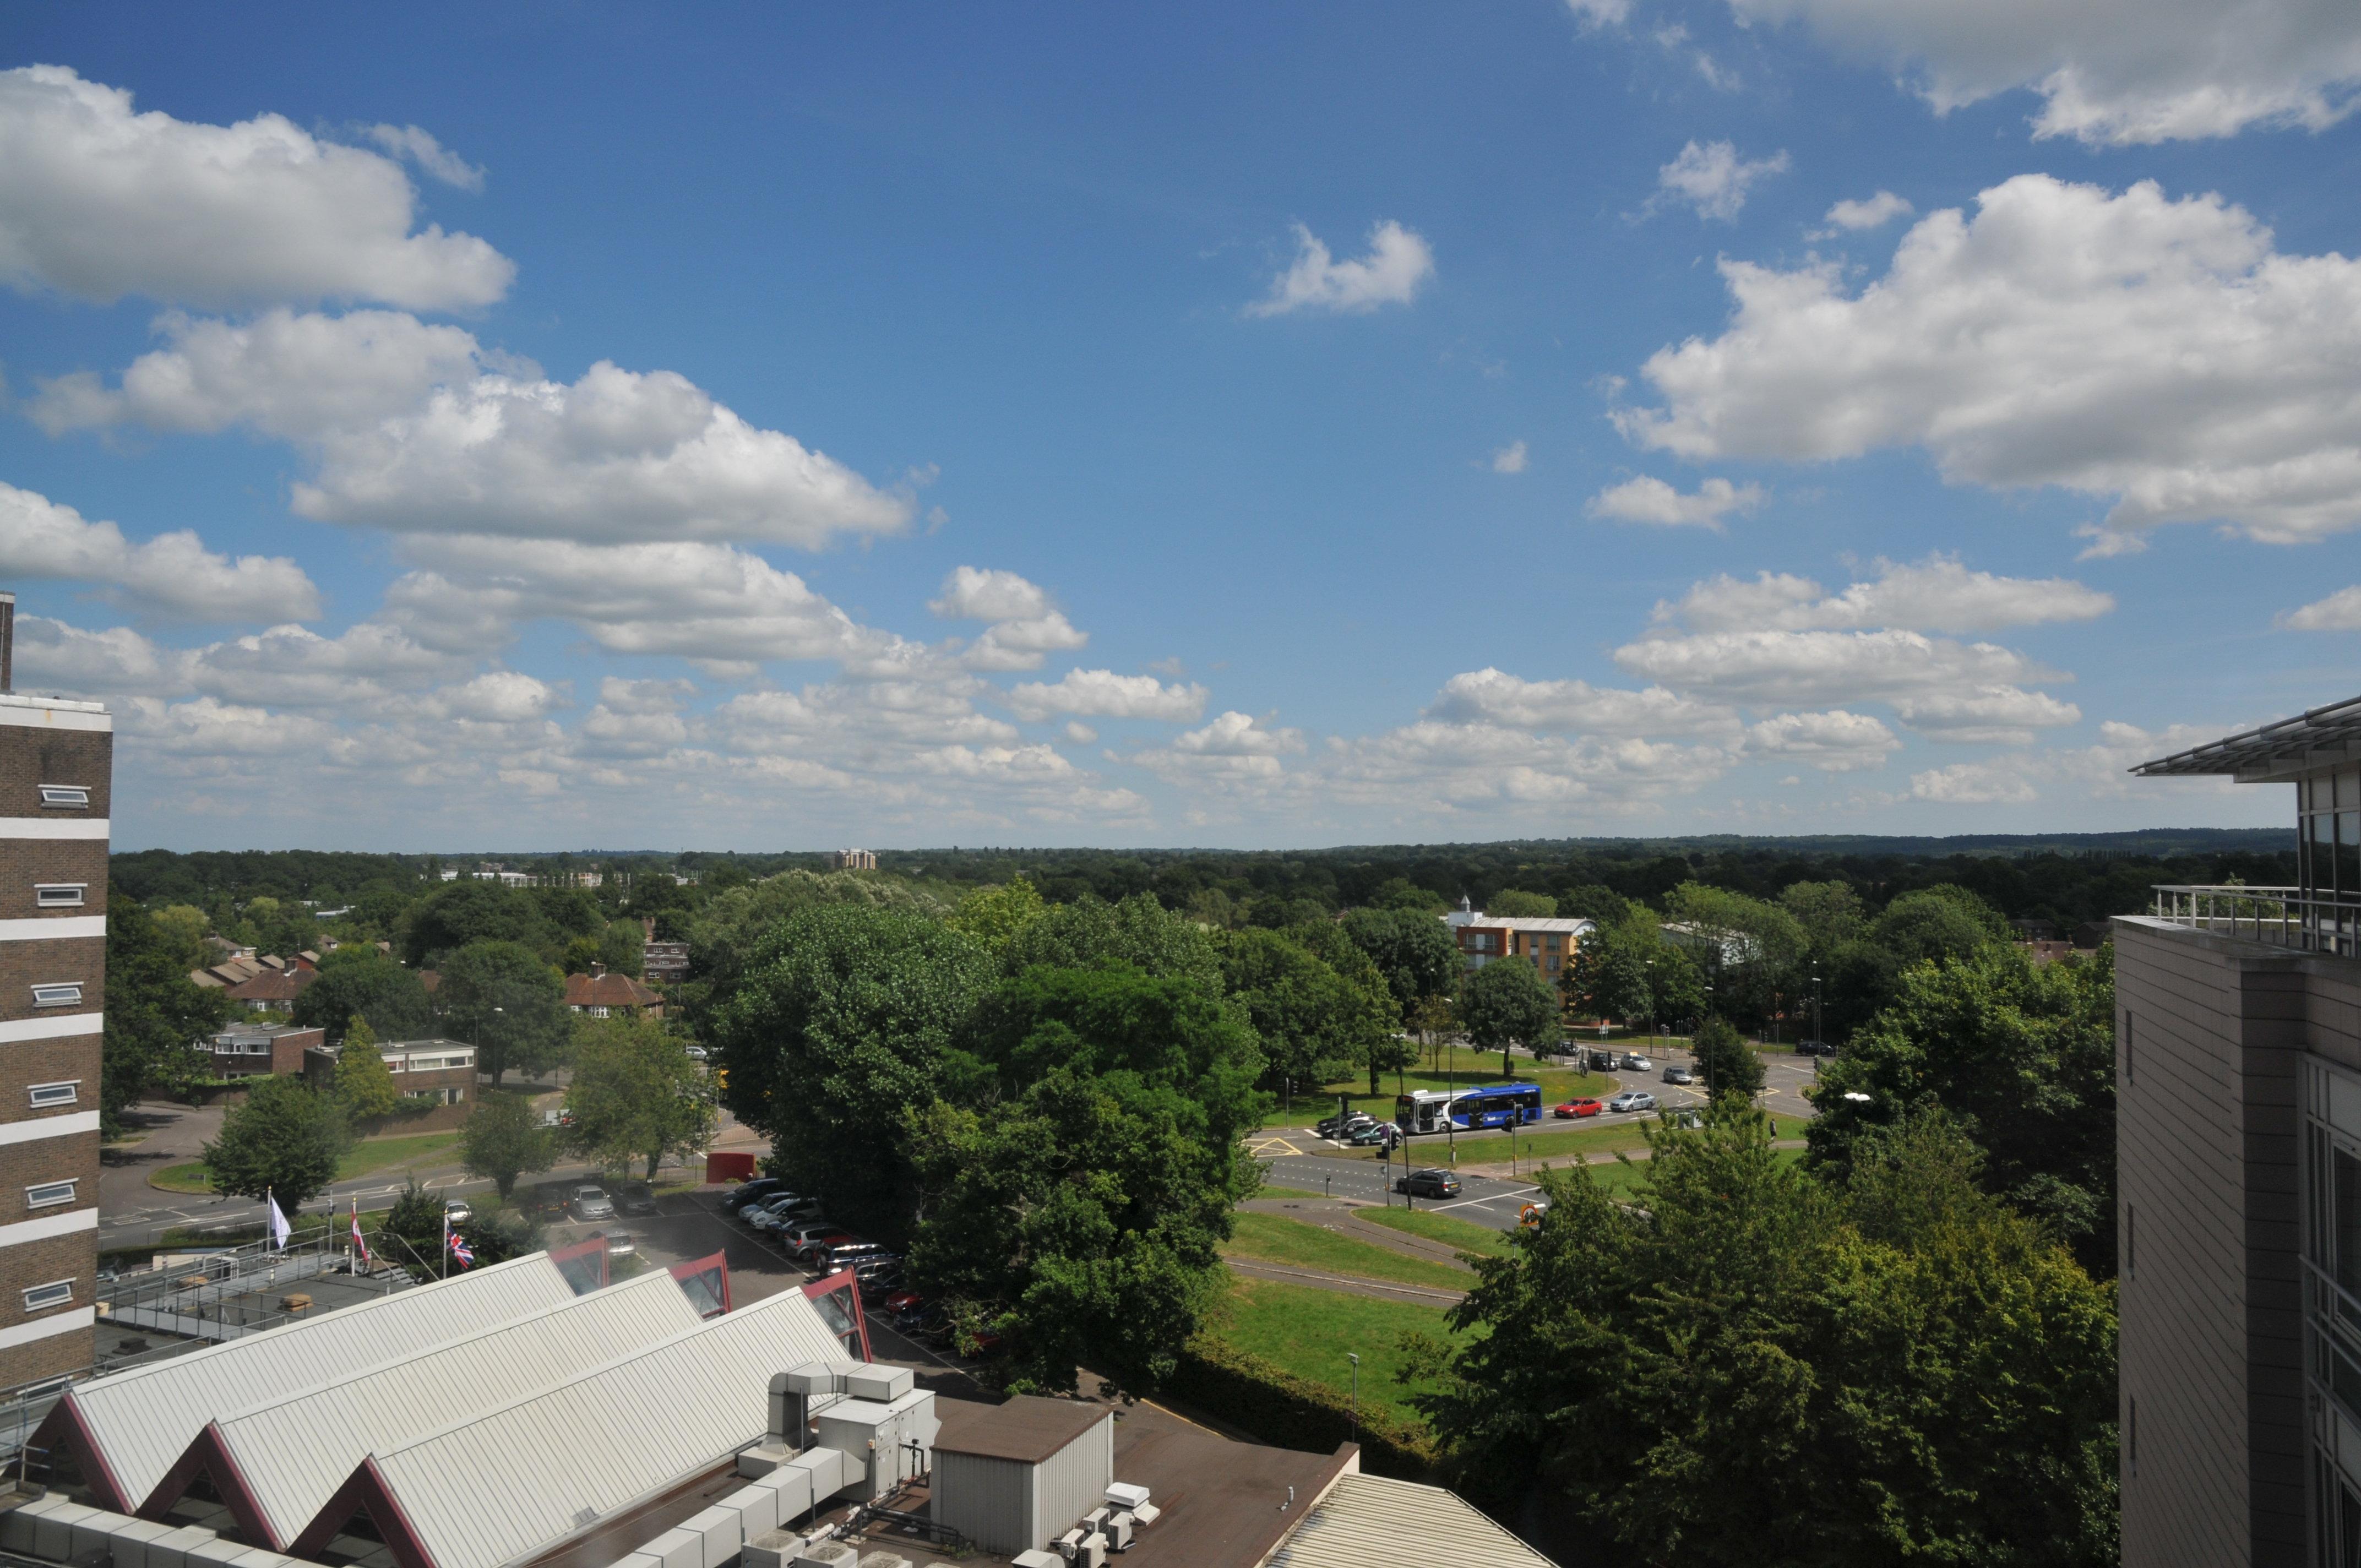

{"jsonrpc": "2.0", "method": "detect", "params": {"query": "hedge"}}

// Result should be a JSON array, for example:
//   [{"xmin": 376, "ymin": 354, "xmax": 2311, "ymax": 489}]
[{"xmin": 1163, "ymin": 1333, "xmax": 1439, "ymax": 1479}]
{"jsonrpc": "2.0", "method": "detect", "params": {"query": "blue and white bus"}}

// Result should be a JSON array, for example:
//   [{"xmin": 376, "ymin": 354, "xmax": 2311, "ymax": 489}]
[{"xmin": 1395, "ymin": 1083, "xmax": 1544, "ymax": 1134}]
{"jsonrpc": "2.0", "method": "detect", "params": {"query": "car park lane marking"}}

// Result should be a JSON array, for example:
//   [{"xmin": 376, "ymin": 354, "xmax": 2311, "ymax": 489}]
[{"xmin": 1249, "ymin": 1136, "xmax": 1304, "ymax": 1157}]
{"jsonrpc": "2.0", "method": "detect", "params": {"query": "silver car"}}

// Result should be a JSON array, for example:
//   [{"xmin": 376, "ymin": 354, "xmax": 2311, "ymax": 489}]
[
  {"xmin": 1606, "ymin": 1091, "xmax": 1657, "ymax": 1113},
  {"xmin": 1662, "ymin": 1065, "xmax": 1695, "ymax": 1085},
  {"xmin": 570, "ymin": 1185, "xmax": 616, "ymax": 1221}
]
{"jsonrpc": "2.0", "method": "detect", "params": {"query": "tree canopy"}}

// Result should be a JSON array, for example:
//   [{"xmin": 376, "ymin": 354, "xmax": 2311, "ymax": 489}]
[
  {"xmin": 103, "ymin": 890, "xmax": 231, "ymax": 1134},
  {"xmin": 1459, "ymin": 957, "xmax": 1560, "ymax": 1076},
  {"xmin": 203, "ymin": 1076, "xmax": 347, "ymax": 1211},
  {"xmin": 567, "ymin": 1016, "xmax": 711, "ymax": 1178},
  {"xmin": 291, "ymin": 951, "xmax": 433, "ymax": 1044},
  {"xmin": 434, "ymin": 940, "xmax": 570, "ymax": 1086},
  {"xmin": 459, "ymin": 1092, "xmax": 556, "ymax": 1198}
]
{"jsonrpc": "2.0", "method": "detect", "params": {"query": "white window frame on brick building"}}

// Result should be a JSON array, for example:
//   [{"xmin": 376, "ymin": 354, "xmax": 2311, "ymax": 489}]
[
  {"xmin": 33, "ymin": 885, "xmax": 84, "ymax": 908},
  {"xmin": 26, "ymin": 1082, "xmax": 75, "ymax": 1109},
  {"xmin": 21, "ymin": 1280, "xmax": 72, "ymax": 1311},
  {"xmin": 30, "ymin": 983, "xmax": 81, "ymax": 1008},
  {"xmin": 35, "ymin": 786, "xmax": 87, "ymax": 809},
  {"xmin": 25, "ymin": 1180, "xmax": 75, "ymax": 1210}
]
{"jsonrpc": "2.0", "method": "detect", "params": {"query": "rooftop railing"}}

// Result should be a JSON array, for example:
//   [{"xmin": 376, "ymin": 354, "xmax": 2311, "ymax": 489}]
[{"xmin": 2150, "ymin": 884, "xmax": 2355, "ymax": 952}]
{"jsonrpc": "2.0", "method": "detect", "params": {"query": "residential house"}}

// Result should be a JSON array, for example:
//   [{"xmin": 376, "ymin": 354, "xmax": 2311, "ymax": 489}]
[
  {"xmin": 301, "ymin": 1037, "xmax": 476, "ymax": 1130},
  {"xmin": 564, "ymin": 967, "xmax": 663, "ymax": 1019}
]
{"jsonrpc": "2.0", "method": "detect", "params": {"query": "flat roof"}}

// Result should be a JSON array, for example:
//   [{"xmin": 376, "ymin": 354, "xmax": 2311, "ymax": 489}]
[
  {"xmin": 2133, "ymin": 693, "xmax": 2361, "ymax": 781},
  {"xmin": 931, "ymin": 1394, "xmax": 1109, "ymax": 1464}
]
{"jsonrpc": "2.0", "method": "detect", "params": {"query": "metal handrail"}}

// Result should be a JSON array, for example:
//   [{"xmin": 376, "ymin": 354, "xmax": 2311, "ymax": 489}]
[{"xmin": 2150, "ymin": 884, "xmax": 2351, "ymax": 951}]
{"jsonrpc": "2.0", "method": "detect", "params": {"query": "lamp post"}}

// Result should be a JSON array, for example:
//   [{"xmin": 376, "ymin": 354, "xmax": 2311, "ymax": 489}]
[{"xmin": 1347, "ymin": 1353, "xmax": 1360, "ymax": 1444}]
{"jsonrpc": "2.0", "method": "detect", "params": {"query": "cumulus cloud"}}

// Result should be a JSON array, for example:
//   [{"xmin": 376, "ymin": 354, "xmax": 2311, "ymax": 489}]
[
  {"xmin": 2280, "ymin": 586, "xmax": 2361, "ymax": 630},
  {"xmin": 1910, "ymin": 759, "xmax": 2041, "ymax": 804},
  {"xmin": 39, "ymin": 310, "xmax": 913, "ymax": 549},
  {"xmin": 1324, "ymin": 721, "xmax": 1734, "ymax": 814},
  {"xmin": 1425, "ymin": 669, "xmax": 1738, "ymax": 737},
  {"xmin": 1661, "ymin": 557, "xmax": 2114, "ymax": 633},
  {"xmin": 1614, "ymin": 627, "xmax": 2058, "ymax": 708},
  {"xmin": 1746, "ymin": 709, "xmax": 1901, "ymax": 771},
  {"xmin": 1823, "ymin": 190, "xmax": 1914, "ymax": 230},
  {"xmin": 0, "ymin": 67, "xmax": 512, "ymax": 309},
  {"xmin": 1007, "ymin": 669, "xmax": 1209, "ymax": 722},
  {"xmin": 1131, "ymin": 712, "xmax": 1308, "ymax": 784},
  {"xmin": 1615, "ymin": 175, "xmax": 2361, "ymax": 547},
  {"xmin": 1722, "ymin": 0, "xmax": 2361, "ymax": 144},
  {"xmin": 1492, "ymin": 441, "xmax": 1529, "ymax": 474},
  {"xmin": 358, "ymin": 123, "xmax": 486, "ymax": 191},
  {"xmin": 1568, "ymin": 0, "xmax": 1633, "ymax": 26},
  {"xmin": 928, "ymin": 566, "xmax": 1088, "ymax": 671},
  {"xmin": 1652, "ymin": 140, "xmax": 1791, "ymax": 221},
  {"xmin": 0, "ymin": 481, "xmax": 320, "ymax": 620},
  {"xmin": 1587, "ymin": 475, "xmax": 1763, "ymax": 528},
  {"xmin": 1247, "ymin": 221, "xmax": 1434, "ymax": 317}
]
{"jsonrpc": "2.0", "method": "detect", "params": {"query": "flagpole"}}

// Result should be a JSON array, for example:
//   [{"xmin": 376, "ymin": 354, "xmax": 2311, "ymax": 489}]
[{"xmin": 441, "ymin": 1204, "xmax": 449, "ymax": 1281}]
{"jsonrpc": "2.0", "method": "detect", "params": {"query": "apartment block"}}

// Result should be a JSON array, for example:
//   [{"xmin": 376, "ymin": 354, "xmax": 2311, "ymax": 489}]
[
  {"xmin": 0, "ymin": 593, "xmax": 108, "ymax": 1390},
  {"xmin": 2121, "ymin": 694, "xmax": 2361, "ymax": 1565}
]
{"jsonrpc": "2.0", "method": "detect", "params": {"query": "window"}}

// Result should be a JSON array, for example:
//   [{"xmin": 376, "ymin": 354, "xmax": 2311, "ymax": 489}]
[
  {"xmin": 29, "ymin": 983, "xmax": 81, "ymax": 1008},
  {"xmin": 32, "ymin": 885, "xmax": 83, "ymax": 909},
  {"xmin": 26, "ymin": 1082, "xmax": 75, "ymax": 1109},
  {"xmin": 21, "ymin": 1280, "xmax": 72, "ymax": 1312},
  {"xmin": 25, "ymin": 1180, "xmax": 74, "ymax": 1210},
  {"xmin": 240, "ymin": 1039, "xmax": 269, "ymax": 1055},
  {"xmin": 36, "ymin": 786, "xmax": 88, "ymax": 809}
]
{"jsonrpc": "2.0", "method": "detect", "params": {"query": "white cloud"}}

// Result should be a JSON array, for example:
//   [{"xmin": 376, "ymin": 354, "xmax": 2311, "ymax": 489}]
[
  {"xmin": 0, "ymin": 67, "xmax": 512, "ymax": 309},
  {"xmin": 1064, "ymin": 721, "xmax": 1098, "ymax": 745},
  {"xmin": 1569, "ymin": 0, "xmax": 1633, "ymax": 26},
  {"xmin": 1425, "ymin": 669, "xmax": 1738, "ymax": 737},
  {"xmin": 1007, "ymin": 669, "xmax": 1209, "ymax": 722},
  {"xmin": 928, "ymin": 567, "xmax": 1088, "ymax": 671},
  {"xmin": 0, "ymin": 481, "xmax": 320, "ymax": 620},
  {"xmin": 1910, "ymin": 760, "xmax": 2041, "ymax": 804},
  {"xmin": 1492, "ymin": 440, "xmax": 1529, "ymax": 474},
  {"xmin": 1169, "ymin": 711, "xmax": 1306, "ymax": 758},
  {"xmin": 1661, "ymin": 557, "xmax": 2114, "ymax": 633},
  {"xmin": 1323, "ymin": 721, "xmax": 1734, "ymax": 813},
  {"xmin": 1887, "ymin": 687, "xmax": 2082, "ymax": 745},
  {"xmin": 2281, "ymin": 587, "xmax": 2361, "ymax": 631},
  {"xmin": 1587, "ymin": 475, "xmax": 1763, "ymax": 528},
  {"xmin": 1824, "ymin": 190, "xmax": 1914, "ymax": 230},
  {"xmin": 1614, "ymin": 627, "xmax": 2057, "ymax": 707},
  {"xmin": 1247, "ymin": 221, "xmax": 1434, "ymax": 317},
  {"xmin": 1723, "ymin": 0, "xmax": 2361, "ymax": 144},
  {"xmin": 359, "ymin": 123, "xmax": 486, "ymax": 191},
  {"xmin": 1746, "ymin": 709, "xmax": 1901, "ymax": 771},
  {"xmin": 1617, "ymin": 175, "xmax": 2361, "ymax": 547},
  {"xmin": 1653, "ymin": 140, "xmax": 1791, "ymax": 222}
]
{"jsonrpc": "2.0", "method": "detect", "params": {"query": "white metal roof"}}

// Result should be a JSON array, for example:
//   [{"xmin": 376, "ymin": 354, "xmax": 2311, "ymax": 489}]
[
  {"xmin": 213, "ymin": 1268, "xmax": 704, "ymax": 1548},
  {"xmin": 67, "ymin": 1251, "xmax": 576, "ymax": 1510},
  {"xmin": 1267, "ymin": 1473, "xmax": 1560, "ymax": 1568},
  {"xmin": 350, "ymin": 1283, "xmax": 848, "ymax": 1568}
]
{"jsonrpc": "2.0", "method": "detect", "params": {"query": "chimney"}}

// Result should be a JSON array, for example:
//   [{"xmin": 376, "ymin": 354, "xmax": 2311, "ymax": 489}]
[{"xmin": 1, "ymin": 590, "xmax": 15, "ymax": 694}]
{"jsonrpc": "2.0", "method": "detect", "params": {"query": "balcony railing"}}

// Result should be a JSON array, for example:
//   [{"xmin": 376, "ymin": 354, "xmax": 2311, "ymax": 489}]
[{"xmin": 2151, "ymin": 884, "xmax": 2357, "ymax": 952}]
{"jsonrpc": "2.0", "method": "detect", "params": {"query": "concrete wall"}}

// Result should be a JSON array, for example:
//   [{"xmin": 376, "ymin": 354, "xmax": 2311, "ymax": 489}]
[{"xmin": 932, "ymin": 1450, "xmax": 1032, "ymax": 1555}]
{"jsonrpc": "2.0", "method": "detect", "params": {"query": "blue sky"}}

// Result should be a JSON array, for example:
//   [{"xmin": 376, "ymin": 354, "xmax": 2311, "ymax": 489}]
[{"xmin": 3, "ymin": 2, "xmax": 2358, "ymax": 850}]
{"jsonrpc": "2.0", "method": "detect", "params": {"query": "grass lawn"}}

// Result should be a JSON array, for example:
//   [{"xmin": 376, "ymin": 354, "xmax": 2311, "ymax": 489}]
[
  {"xmin": 1221, "ymin": 1212, "xmax": 1472, "ymax": 1291},
  {"xmin": 1353, "ymin": 1207, "xmax": 1514, "ymax": 1259},
  {"xmin": 1206, "ymin": 1274, "xmax": 1473, "ymax": 1429},
  {"xmin": 1575, "ymin": 1145, "xmax": 1809, "ymax": 1197},
  {"xmin": 153, "ymin": 1130, "xmax": 464, "ymax": 1195}
]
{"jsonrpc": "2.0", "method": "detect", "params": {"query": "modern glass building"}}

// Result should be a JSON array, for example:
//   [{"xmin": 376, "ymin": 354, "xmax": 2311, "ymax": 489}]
[{"xmin": 2126, "ymin": 695, "xmax": 2361, "ymax": 1565}]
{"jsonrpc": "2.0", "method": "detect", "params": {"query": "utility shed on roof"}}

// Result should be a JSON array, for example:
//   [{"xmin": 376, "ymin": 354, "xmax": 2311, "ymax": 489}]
[
  {"xmin": 1264, "ymin": 1473, "xmax": 1561, "ymax": 1568},
  {"xmin": 157, "ymin": 1268, "xmax": 704, "ymax": 1548},
  {"xmin": 929, "ymin": 1396, "xmax": 1112, "ymax": 1557},
  {"xmin": 292, "ymin": 1281, "xmax": 848, "ymax": 1568},
  {"xmin": 38, "ymin": 1253, "xmax": 577, "ymax": 1515}
]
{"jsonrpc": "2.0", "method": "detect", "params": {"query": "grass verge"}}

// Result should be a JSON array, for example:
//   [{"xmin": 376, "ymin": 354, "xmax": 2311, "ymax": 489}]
[
  {"xmin": 1222, "ymin": 1212, "xmax": 1472, "ymax": 1291},
  {"xmin": 1352, "ymin": 1207, "xmax": 1514, "ymax": 1259},
  {"xmin": 153, "ymin": 1130, "xmax": 464, "ymax": 1195},
  {"xmin": 1205, "ymin": 1274, "xmax": 1472, "ymax": 1429}
]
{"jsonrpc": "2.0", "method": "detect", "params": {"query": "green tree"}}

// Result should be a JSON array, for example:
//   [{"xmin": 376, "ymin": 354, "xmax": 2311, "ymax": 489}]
[
  {"xmin": 1652, "ymin": 944, "xmax": 1709, "ymax": 1028},
  {"xmin": 1288, "ymin": 920, "xmax": 1412, "ymax": 1092},
  {"xmin": 332, "ymin": 1018, "xmax": 400, "ymax": 1124},
  {"xmin": 151, "ymin": 903, "xmax": 210, "ymax": 951},
  {"xmin": 561, "ymin": 934, "xmax": 602, "ymax": 974},
  {"xmin": 436, "ymin": 940, "xmax": 570, "ymax": 1086},
  {"xmin": 202, "ymin": 1075, "xmax": 348, "ymax": 1211},
  {"xmin": 399, "ymin": 880, "xmax": 552, "ymax": 966},
  {"xmin": 1691, "ymin": 1014, "xmax": 1765, "ymax": 1098},
  {"xmin": 1809, "ymin": 943, "xmax": 2118, "ymax": 1274},
  {"xmin": 1869, "ymin": 884, "xmax": 2010, "ymax": 968},
  {"xmin": 1412, "ymin": 1106, "xmax": 2118, "ymax": 1566},
  {"xmin": 1218, "ymin": 928, "xmax": 1381, "ymax": 1094},
  {"xmin": 377, "ymin": 1178, "xmax": 448, "ymax": 1278},
  {"xmin": 458, "ymin": 1091, "xmax": 557, "ymax": 1198},
  {"xmin": 1557, "ymin": 883, "xmax": 1633, "ymax": 924},
  {"xmin": 567, "ymin": 1016, "xmax": 712, "ymax": 1178},
  {"xmin": 1368, "ymin": 877, "xmax": 1440, "ymax": 912},
  {"xmin": 102, "ymin": 890, "xmax": 233, "ymax": 1135},
  {"xmin": 290, "ymin": 950, "xmax": 433, "ymax": 1044},
  {"xmin": 1486, "ymin": 889, "xmax": 1557, "ymax": 917},
  {"xmin": 597, "ymin": 918, "xmax": 645, "ymax": 978},
  {"xmin": 1341, "ymin": 907, "xmax": 1462, "ymax": 1018},
  {"xmin": 1780, "ymin": 879, "xmax": 1865, "ymax": 952},
  {"xmin": 1563, "ymin": 922, "xmax": 1654, "ymax": 1025},
  {"xmin": 947, "ymin": 876, "xmax": 1048, "ymax": 952},
  {"xmin": 712, "ymin": 906, "xmax": 997, "ymax": 1235},
  {"xmin": 1664, "ymin": 883, "xmax": 1809, "ymax": 1032},
  {"xmin": 1004, "ymin": 892, "xmax": 1223, "ymax": 994},
  {"xmin": 907, "ymin": 963, "xmax": 1264, "ymax": 1394},
  {"xmin": 1459, "ymin": 958, "xmax": 1560, "ymax": 1078}
]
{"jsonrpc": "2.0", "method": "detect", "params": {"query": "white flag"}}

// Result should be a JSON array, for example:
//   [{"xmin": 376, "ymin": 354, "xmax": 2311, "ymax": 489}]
[{"xmin": 266, "ymin": 1193, "xmax": 291, "ymax": 1252}]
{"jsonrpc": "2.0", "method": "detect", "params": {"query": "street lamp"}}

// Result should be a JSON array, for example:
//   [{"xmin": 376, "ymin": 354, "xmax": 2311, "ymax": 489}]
[{"xmin": 1347, "ymin": 1353, "xmax": 1360, "ymax": 1444}]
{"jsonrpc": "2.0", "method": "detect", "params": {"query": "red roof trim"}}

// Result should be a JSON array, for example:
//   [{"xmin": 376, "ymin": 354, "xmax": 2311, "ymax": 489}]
[
  {"xmin": 292, "ymin": 1455, "xmax": 439, "ymax": 1568},
  {"xmin": 547, "ymin": 1236, "xmax": 610, "ymax": 1289},
  {"xmin": 30, "ymin": 1393, "xmax": 133, "ymax": 1513},
  {"xmin": 668, "ymin": 1250, "xmax": 731, "ymax": 1316},
  {"xmin": 799, "ymin": 1270, "xmax": 868, "ymax": 1361},
  {"xmin": 140, "ymin": 1422, "xmax": 278, "ymax": 1546}
]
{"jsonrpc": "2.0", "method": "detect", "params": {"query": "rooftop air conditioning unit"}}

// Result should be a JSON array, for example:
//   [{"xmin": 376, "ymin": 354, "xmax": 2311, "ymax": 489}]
[
  {"xmin": 788, "ymin": 1544, "xmax": 857, "ymax": 1568},
  {"xmin": 1103, "ymin": 1514, "xmax": 1134, "ymax": 1553}
]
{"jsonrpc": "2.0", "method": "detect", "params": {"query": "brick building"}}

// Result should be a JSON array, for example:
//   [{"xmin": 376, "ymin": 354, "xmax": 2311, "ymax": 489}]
[
  {"xmin": 302, "ymin": 1037, "xmax": 476, "ymax": 1131},
  {"xmin": 204, "ymin": 1023, "xmax": 323, "ymax": 1079},
  {"xmin": 0, "ymin": 593, "xmax": 109, "ymax": 1389},
  {"xmin": 1440, "ymin": 897, "xmax": 1595, "ymax": 985},
  {"xmin": 563, "ymin": 968, "xmax": 663, "ymax": 1019},
  {"xmin": 829, "ymin": 848, "xmax": 877, "ymax": 870}
]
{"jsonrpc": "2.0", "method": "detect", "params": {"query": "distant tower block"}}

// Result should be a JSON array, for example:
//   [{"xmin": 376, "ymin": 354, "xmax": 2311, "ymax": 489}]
[{"xmin": 829, "ymin": 849, "xmax": 877, "ymax": 871}]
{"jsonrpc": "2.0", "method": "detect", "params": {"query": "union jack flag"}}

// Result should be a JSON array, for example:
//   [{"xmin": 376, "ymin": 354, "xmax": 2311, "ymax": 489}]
[{"xmin": 447, "ymin": 1232, "xmax": 475, "ymax": 1268}]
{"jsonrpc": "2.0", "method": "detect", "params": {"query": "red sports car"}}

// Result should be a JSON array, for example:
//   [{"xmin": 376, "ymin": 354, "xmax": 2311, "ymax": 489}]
[{"xmin": 1553, "ymin": 1098, "xmax": 1603, "ymax": 1118}]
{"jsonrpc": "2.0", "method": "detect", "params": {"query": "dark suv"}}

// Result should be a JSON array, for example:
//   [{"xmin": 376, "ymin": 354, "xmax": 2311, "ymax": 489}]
[{"xmin": 1393, "ymin": 1168, "xmax": 1461, "ymax": 1199}]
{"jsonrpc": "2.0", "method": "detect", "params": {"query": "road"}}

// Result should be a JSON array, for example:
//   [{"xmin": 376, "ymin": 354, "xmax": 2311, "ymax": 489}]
[{"xmin": 1259, "ymin": 1152, "xmax": 1542, "ymax": 1231}]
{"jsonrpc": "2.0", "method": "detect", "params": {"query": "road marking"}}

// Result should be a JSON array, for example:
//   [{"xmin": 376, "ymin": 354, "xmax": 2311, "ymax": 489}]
[
  {"xmin": 1248, "ymin": 1136, "xmax": 1302, "ymax": 1157},
  {"xmin": 1433, "ymin": 1189, "xmax": 1534, "ymax": 1212}
]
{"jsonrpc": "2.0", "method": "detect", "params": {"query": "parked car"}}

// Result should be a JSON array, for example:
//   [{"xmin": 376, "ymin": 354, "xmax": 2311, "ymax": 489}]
[
  {"xmin": 1795, "ymin": 1039, "xmax": 1837, "ymax": 1057},
  {"xmin": 1345, "ymin": 1123, "xmax": 1395, "ymax": 1147},
  {"xmin": 749, "ymin": 1195, "xmax": 819, "ymax": 1232},
  {"xmin": 792, "ymin": 1230, "xmax": 861, "ymax": 1264},
  {"xmin": 721, "ymin": 1177, "xmax": 786, "ymax": 1214},
  {"xmin": 612, "ymin": 1181, "xmax": 657, "ymax": 1217},
  {"xmin": 1553, "ymin": 1098, "xmax": 1602, "ymax": 1119},
  {"xmin": 599, "ymin": 1231, "xmax": 638, "ymax": 1260},
  {"xmin": 683, "ymin": 1046, "xmax": 709, "ymax": 1061},
  {"xmin": 444, "ymin": 1198, "xmax": 472, "ymax": 1226},
  {"xmin": 1393, "ymin": 1168, "xmax": 1461, "ymax": 1199},
  {"xmin": 1606, "ymin": 1091, "xmax": 1657, "ymax": 1114},
  {"xmin": 858, "ymin": 1267, "xmax": 906, "ymax": 1304},
  {"xmin": 902, "ymin": 1301, "xmax": 951, "ymax": 1342},
  {"xmin": 777, "ymin": 1221, "xmax": 841, "ymax": 1253},
  {"xmin": 1662, "ymin": 1065, "xmax": 1695, "ymax": 1085},
  {"xmin": 1316, "ymin": 1112, "xmax": 1376, "ymax": 1137},
  {"xmin": 882, "ymin": 1287, "xmax": 924, "ymax": 1316},
  {"xmin": 1619, "ymin": 1053, "xmax": 1655, "ymax": 1071},
  {"xmin": 820, "ymin": 1240, "xmax": 888, "ymax": 1271},
  {"xmin": 570, "ymin": 1185, "xmax": 615, "ymax": 1221},
  {"xmin": 1586, "ymin": 1049, "xmax": 1617, "ymax": 1072}
]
